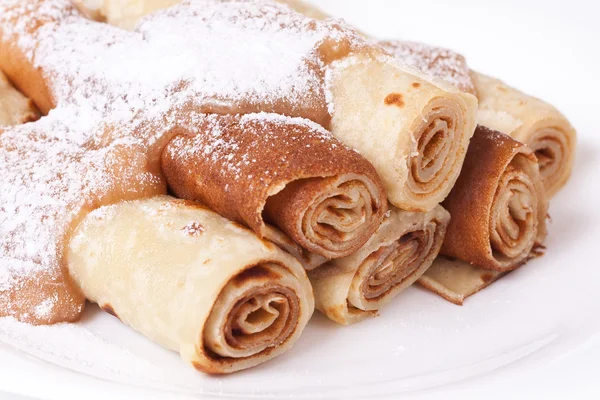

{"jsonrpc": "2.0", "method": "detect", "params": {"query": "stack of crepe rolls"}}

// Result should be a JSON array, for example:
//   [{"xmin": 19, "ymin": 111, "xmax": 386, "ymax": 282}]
[
  {"xmin": 94, "ymin": 0, "xmax": 480, "ymax": 213},
  {"xmin": 374, "ymin": 40, "xmax": 576, "ymax": 198},
  {"xmin": 310, "ymin": 205, "xmax": 450, "ymax": 325},
  {"xmin": 68, "ymin": 196, "xmax": 314, "ymax": 374},
  {"xmin": 93, "ymin": 0, "xmax": 477, "ymax": 323},
  {"xmin": 0, "ymin": 70, "xmax": 39, "ymax": 127},
  {"xmin": 0, "ymin": 0, "xmax": 388, "ymax": 371},
  {"xmin": 241, "ymin": 0, "xmax": 577, "ymax": 197},
  {"xmin": 418, "ymin": 126, "xmax": 548, "ymax": 304}
]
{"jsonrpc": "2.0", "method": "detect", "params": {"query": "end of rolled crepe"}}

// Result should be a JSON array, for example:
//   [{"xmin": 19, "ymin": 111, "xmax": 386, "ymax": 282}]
[
  {"xmin": 67, "ymin": 196, "xmax": 314, "ymax": 374},
  {"xmin": 440, "ymin": 126, "xmax": 548, "ymax": 272},
  {"xmin": 310, "ymin": 205, "xmax": 450, "ymax": 325},
  {"xmin": 325, "ymin": 53, "xmax": 478, "ymax": 212},
  {"xmin": 162, "ymin": 113, "xmax": 388, "ymax": 261},
  {"xmin": 263, "ymin": 173, "xmax": 388, "ymax": 259}
]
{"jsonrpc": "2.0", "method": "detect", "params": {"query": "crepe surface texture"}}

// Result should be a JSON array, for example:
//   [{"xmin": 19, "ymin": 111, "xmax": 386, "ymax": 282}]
[{"xmin": 68, "ymin": 196, "xmax": 314, "ymax": 374}]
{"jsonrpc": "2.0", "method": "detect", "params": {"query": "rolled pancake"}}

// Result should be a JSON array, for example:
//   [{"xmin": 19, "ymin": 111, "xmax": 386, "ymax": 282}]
[
  {"xmin": 309, "ymin": 205, "xmax": 450, "ymax": 325},
  {"xmin": 326, "ymin": 54, "xmax": 477, "ymax": 211},
  {"xmin": 418, "ymin": 126, "xmax": 547, "ymax": 303},
  {"xmin": 440, "ymin": 126, "xmax": 547, "ymax": 271},
  {"xmin": 0, "ymin": 70, "xmax": 39, "ymax": 127},
  {"xmin": 68, "ymin": 196, "xmax": 314, "ymax": 374},
  {"xmin": 162, "ymin": 113, "xmax": 387, "ymax": 260},
  {"xmin": 472, "ymin": 72, "xmax": 576, "ymax": 196}
]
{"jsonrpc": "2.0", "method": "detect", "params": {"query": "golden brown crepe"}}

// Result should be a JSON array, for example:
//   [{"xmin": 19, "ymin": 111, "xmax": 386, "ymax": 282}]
[
  {"xmin": 162, "ymin": 113, "xmax": 388, "ymax": 260},
  {"xmin": 472, "ymin": 73, "xmax": 576, "ymax": 196},
  {"xmin": 0, "ymin": 70, "xmax": 39, "ymax": 127},
  {"xmin": 441, "ymin": 125, "xmax": 547, "ymax": 271},
  {"xmin": 418, "ymin": 126, "xmax": 548, "ymax": 302},
  {"xmin": 68, "ymin": 196, "xmax": 314, "ymax": 374},
  {"xmin": 309, "ymin": 206, "xmax": 450, "ymax": 324}
]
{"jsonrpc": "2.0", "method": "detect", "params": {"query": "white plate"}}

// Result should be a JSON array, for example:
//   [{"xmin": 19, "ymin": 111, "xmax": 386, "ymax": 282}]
[{"xmin": 1, "ymin": 0, "xmax": 599, "ymax": 398}]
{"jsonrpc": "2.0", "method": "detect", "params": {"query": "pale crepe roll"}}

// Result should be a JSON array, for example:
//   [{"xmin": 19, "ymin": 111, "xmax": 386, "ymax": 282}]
[
  {"xmin": 473, "ymin": 72, "xmax": 576, "ymax": 196},
  {"xmin": 0, "ymin": 70, "xmax": 39, "ymax": 126},
  {"xmin": 67, "ymin": 196, "xmax": 314, "ymax": 374},
  {"xmin": 326, "ymin": 54, "xmax": 478, "ymax": 211},
  {"xmin": 418, "ymin": 257, "xmax": 504, "ymax": 306},
  {"xmin": 309, "ymin": 205, "xmax": 450, "ymax": 325}
]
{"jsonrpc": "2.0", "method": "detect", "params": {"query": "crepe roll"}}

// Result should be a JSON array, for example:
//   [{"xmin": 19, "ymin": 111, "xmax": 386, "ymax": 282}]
[
  {"xmin": 444, "ymin": 126, "xmax": 547, "ymax": 271},
  {"xmin": 473, "ymin": 72, "xmax": 576, "ymax": 196},
  {"xmin": 162, "ymin": 113, "xmax": 387, "ymax": 260},
  {"xmin": 326, "ymin": 54, "xmax": 477, "ymax": 211},
  {"xmin": 67, "ymin": 196, "xmax": 314, "ymax": 374},
  {"xmin": 0, "ymin": 70, "xmax": 39, "ymax": 127},
  {"xmin": 309, "ymin": 206, "xmax": 449, "ymax": 325}
]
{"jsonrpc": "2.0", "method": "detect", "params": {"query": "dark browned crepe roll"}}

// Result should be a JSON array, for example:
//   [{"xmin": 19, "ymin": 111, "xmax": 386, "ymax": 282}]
[
  {"xmin": 439, "ymin": 126, "xmax": 547, "ymax": 271},
  {"xmin": 418, "ymin": 126, "xmax": 547, "ymax": 303},
  {"xmin": 162, "ymin": 113, "xmax": 387, "ymax": 260}
]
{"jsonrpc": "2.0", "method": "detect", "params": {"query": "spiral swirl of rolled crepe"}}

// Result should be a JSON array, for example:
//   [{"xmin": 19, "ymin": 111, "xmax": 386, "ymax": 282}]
[
  {"xmin": 162, "ymin": 113, "xmax": 387, "ymax": 260},
  {"xmin": 309, "ymin": 206, "xmax": 450, "ymax": 325},
  {"xmin": 67, "ymin": 196, "xmax": 314, "ymax": 374},
  {"xmin": 472, "ymin": 73, "xmax": 576, "ymax": 197},
  {"xmin": 326, "ymin": 54, "xmax": 477, "ymax": 211},
  {"xmin": 0, "ymin": 70, "xmax": 39, "ymax": 127},
  {"xmin": 439, "ymin": 126, "xmax": 548, "ymax": 272}
]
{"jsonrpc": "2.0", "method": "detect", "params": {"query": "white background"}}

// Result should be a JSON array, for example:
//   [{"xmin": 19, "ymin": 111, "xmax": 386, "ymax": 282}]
[{"xmin": 1, "ymin": 0, "xmax": 599, "ymax": 399}]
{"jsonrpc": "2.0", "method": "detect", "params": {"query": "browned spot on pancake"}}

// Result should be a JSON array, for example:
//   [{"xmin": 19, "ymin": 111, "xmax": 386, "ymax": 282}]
[
  {"xmin": 101, "ymin": 304, "xmax": 120, "ymax": 320},
  {"xmin": 481, "ymin": 273, "xmax": 495, "ymax": 284},
  {"xmin": 496, "ymin": 86, "xmax": 507, "ymax": 92},
  {"xmin": 412, "ymin": 82, "xmax": 421, "ymax": 89},
  {"xmin": 203, "ymin": 258, "xmax": 212, "ymax": 265},
  {"xmin": 384, "ymin": 93, "xmax": 405, "ymax": 107},
  {"xmin": 232, "ymin": 265, "xmax": 281, "ymax": 287},
  {"xmin": 182, "ymin": 221, "xmax": 205, "ymax": 237}
]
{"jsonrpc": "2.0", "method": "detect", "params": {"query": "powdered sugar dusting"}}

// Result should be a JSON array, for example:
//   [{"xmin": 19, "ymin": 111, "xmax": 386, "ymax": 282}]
[
  {"xmin": 378, "ymin": 40, "xmax": 475, "ymax": 94},
  {"xmin": 0, "ymin": 0, "xmax": 368, "ymax": 322}
]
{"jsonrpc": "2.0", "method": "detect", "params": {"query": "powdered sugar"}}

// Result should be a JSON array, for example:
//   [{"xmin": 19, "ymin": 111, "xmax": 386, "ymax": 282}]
[
  {"xmin": 0, "ymin": 0, "xmax": 367, "ymax": 323},
  {"xmin": 378, "ymin": 40, "xmax": 475, "ymax": 94}
]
